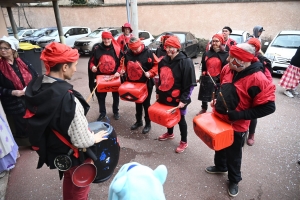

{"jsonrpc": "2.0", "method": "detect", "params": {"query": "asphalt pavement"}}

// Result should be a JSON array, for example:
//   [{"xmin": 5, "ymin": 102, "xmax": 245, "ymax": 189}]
[{"xmin": 1, "ymin": 55, "xmax": 300, "ymax": 200}]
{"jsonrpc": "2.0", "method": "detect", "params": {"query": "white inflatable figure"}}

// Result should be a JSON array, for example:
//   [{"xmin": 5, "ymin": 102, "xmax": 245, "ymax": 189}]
[{"xmin": 108, "ymin": 162, "xmax": 168, "ymax": 200}]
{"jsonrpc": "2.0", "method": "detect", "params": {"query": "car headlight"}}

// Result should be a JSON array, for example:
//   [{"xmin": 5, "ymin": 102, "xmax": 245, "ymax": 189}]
[{"xmin": 83, "ymin": 42, "xmax": 91, "ymax": 46}]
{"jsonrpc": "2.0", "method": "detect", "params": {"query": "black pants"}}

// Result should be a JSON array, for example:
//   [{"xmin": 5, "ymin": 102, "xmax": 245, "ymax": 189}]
[
  {"xmin": 249, "ymin": 119, "xmax": 257, "ymax": 134},
  {"xmin": 214, "ymin": 131, "xmax": 247, "ymax": 184},
  {"xmin": 96, "ymin": 92, "xmax": 119, "ymax": 115},
  {"xmin": 135, "ymin": 85, "xmax": 153, "ymax": 124},
  {"xmin": 167, "ymin": 115, "xmax": 188, "ymax": 142},
  {"xmin": 7, "ymin": 112, "xmax": 27, "ymax": 138}
]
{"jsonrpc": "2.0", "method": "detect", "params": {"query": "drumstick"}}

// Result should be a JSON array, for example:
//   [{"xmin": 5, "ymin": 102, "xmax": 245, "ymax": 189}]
[
  {"xmin": 166, "ymin": 106, "xmax": 179, "ymax": 113},
  {"xmin": 207, "ymin": 71, "xmax": 217, "ymax": 87},
  {"xmin": 212, "ymin": 92, "xmax": 215, "ymax": 100},
  {"xmin": 86, "ymin": 83, "xmax": 99, "ymax": 103},
  {"xmin": 96, "ymin": 62, "xmax": 101, "ymax": 68},
  {"xmin": 219, "ymin": 92, "xmax": 228, "ymax": 111},
  {"xmin": 137, "ymin": 62, "xmax": 146, "ymax": 73}
]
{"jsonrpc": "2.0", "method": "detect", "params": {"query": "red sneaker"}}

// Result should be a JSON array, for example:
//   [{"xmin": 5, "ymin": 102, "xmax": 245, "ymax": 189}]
[
  {"xmin": 175, "ymin": 141, "xmax": 188, "ymax": 153},
  {"xmin": 158, "ymin": 133, "xmax": 175, "ymax": 141}
]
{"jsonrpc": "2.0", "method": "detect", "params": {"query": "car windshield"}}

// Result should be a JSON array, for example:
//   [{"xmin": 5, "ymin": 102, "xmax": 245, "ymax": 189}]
[
  {"xmin": 17, "ymin": 30, "xmax": 26, "ymax": 36},
  {"xmin": 87, "ymin": 30, "xmax": 103, "ymax": 38},
  {"xmin": 229, "ymin": 34, "xmax": 243, "ymax": 44},
  {"xmin": 155, "ymin": 33, "xmax": 186, "ymax": 43},
  {"xmin": 271, "ymin": 34, "xmax": 300, "ymax": 48},
  {"xmin": 49, "ymin": 30, "xmax": 58, "ymax": 37},
  {"xmin": 31, "ymin": 29, "xmax": 46, "ymax": 37}
]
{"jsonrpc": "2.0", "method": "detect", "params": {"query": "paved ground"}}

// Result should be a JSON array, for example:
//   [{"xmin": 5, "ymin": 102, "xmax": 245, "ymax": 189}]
[{"xmin": 2, "ymin": 55, "xmax": 300, "ymax": 200}]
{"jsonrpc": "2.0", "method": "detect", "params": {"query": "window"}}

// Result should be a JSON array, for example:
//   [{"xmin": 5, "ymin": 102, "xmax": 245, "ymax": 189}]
[
  {"xmin": 139, "ymin": 32, "xmax": 150, "ymax": 40},
  {"xmin": 77, "ymin": 28, "xmax": 88, "ymax": 35},
  {"xmin": 272, "ymin": 34, "xmax": 300, "ymax": 48},
  {"xmin": 66, "ymin": 28, "xmax": 75, "ymax": 36},
  {"xmin": 110, "ymin": 30, "xmax": 118, "ymax": 37}
]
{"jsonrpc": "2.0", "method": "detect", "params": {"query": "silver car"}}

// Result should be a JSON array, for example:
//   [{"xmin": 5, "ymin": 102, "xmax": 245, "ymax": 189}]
[{"xmin": 74, "ymin": 28, "xmax": 120, "ymax": 55}]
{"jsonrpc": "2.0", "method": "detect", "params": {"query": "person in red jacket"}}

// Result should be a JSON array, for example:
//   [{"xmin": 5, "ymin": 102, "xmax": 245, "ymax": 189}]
[
  {"xmin": 222, "ymin": 26, "xmax": 237, "ymax": 51},
  {"xmin": 205, "ymin": 43, "xmax": 276, "ymax": 197},
  {"xmin": 246, "ymin": 38, "xmax": 273, "ymax": 146},
  {"xmin": 117, "ymin": 23, "xmax": 133, "ymax": 53},
  {"xmin": 89, "ymin": 31, "xmax": 123, "ymax": 121}
]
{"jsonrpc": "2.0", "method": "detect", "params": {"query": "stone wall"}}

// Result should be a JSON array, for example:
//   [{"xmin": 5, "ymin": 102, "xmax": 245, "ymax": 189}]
[{"xmin": 2, "ymin": 1, "xmax": 300, "ymax": 40}]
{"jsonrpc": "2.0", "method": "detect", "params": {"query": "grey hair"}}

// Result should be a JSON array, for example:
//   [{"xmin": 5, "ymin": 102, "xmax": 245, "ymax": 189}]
[
  {"xmin": 236, "ymin": 43, "xmax": 255, "ymax": 55},
  {"xmin": 129, "ymin": 36, "xmax": 139, "ymax": 43}
]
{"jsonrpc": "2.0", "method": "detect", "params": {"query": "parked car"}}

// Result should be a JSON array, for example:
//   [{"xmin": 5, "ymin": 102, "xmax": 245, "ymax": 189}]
[
  {"xmin": 264, "ymin": 30, "xmax": 300, "ymax": 74},
  {"xmin": 73, "ymin": 28, "xmax": 120, "ymax": 55},
  {"xmin": 148, "ymin": 31, "xmax": 200, "ymax": 58},
  {"xmin": 114, "ymin": 30, "xmax": 155, "ymax": 47},
  {"xmin": 19, "ymin": 27, "xmax": 57, "ymax": 44},
  {"xmin": 36, "ymin": 26, "xmax": 91, "ymax": 48},
  {"xmin": 9, "ymin": 29, "xmax": 38, "ymax": 40},
  {"xmin": 7, "ymin": 27, "xmax": 25, "ymax": 36}
]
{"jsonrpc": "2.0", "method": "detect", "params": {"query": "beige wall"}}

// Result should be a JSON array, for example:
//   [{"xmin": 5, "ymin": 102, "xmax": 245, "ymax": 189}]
[
  {"xmin": 2, "ymin": 1, "xmax": 300, "ymax": 40},
  {"xmin": 0, "ymin": 7, "xmax": 8, "ymax": 36}
]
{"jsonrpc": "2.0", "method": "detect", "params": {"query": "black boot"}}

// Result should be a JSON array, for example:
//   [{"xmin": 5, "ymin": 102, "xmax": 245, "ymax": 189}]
[
  {"xmin": 131, "ymin": 121, "xmax": 143, "ymax": 130},
  {"xmin": 142, "ymin": 123, "xmax": 151, "ymax": 134},
  {"xmin": 142, "ymin": 117, "xmax": 151, "ymax": 134},
  {"xmin": 131, "ymin": 114, "xmax": 143, "ymax": 130}
]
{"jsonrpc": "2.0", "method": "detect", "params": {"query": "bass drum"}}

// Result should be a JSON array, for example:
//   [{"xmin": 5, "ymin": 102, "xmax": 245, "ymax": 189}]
[
  {"xmin": 88, "ymin": 121, "xmax": 120, "ymax": 183},
  {"xmin": 197, "ymin": 75, "xmax": 215, "ymax": 102}
]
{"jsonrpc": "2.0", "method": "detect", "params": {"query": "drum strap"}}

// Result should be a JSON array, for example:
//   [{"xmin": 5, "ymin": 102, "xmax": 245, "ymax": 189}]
[{"xmin": 52, "ymin": 129, "xmax": 79, "ymax": 158}]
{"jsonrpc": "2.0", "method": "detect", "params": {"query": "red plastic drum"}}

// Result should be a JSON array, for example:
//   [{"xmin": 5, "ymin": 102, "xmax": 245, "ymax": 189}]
[
  {"xmin": 118, "ymin": 81, "xmax": 148, "ymax": 103},
  {"xmin": 96, "ymin": 75, "xmax": 121, "ymax": 93},
  {"xmin": 148, "ymin": 102, "xmax": 181, "ymax": 128},
  {"xmin": 193, "ymin": 112, "xmax": 233, "ymax": 151}
]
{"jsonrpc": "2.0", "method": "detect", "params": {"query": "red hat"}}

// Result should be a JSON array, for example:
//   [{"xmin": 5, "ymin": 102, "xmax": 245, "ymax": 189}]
[
  {"xmin": 40, "ymin": 42, "xmax": 79, "ymax": 75},
  {"xmin": 122, "ymin": 23, "xmax": 133, "ymax": 33},
  {"xmin": 128, "ymin": 38, "xmax": 142, "ymax": 50},
  {"xmin": 164, "ymin": 36, "xmax": 181, "ymax": 49},
  {"xmin": 212, "ymin": 34, "xmax": 224, "ymax": 45},
  {"xmin": 247, "ymin": 38, "xmax": 261, "ymax": 53}
]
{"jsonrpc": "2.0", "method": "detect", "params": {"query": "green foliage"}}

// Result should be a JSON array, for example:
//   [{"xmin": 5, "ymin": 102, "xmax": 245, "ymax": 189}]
[{"xmin": 197, "ymin": 38, "xmax": 209, "ymax": 53}]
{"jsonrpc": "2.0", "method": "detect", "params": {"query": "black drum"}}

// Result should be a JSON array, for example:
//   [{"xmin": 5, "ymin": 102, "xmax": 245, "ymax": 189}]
[
  {"xmin": 197, "ymin": 75, "xmax": 215, "ymax": 102},
  {"xmin": 88, "ymin": 121, "xmax": 120, "ymax": 183}
]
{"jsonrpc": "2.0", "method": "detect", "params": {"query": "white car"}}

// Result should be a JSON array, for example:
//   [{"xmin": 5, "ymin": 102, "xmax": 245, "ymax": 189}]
[
  {"xmin": 36, "ymin": 26, "xmax": 91, "ymax": 47},
  {"xmin": 114, "ymin": 30, "xmax": 154, "ymax": 46},
  {"xmin": 74, "ymin": 28, "xmax": 121, "ymax": 55},
  {"xmin": 9, "ymin": 29, "xmax": 37, "ymax": 40},
  {"xmin": 264, "ymin": 30, "xmax": 300, "ymax": 74}
]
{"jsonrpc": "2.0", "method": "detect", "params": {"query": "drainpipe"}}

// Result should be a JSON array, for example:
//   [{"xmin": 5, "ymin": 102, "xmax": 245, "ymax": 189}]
[
  {"xmin": 52, "ymin": 1, "xmax": 65, "ymax": 44},
  {"xmin": 7, "ymin": 7, "xmax": 19, "ymax": 40},
  {"xmin": 126, "ymin": 0, "xmax": 130, "ymax": 23}
]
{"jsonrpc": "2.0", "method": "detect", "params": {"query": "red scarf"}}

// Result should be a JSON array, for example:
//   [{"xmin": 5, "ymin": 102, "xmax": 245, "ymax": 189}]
[
  {"xmin": 229, "ymin": 46, "xmax": 256, "ymax": 62},
  {"xmin": 0, "ymin": 57, "xmax": 32, "ymax": 90}
]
